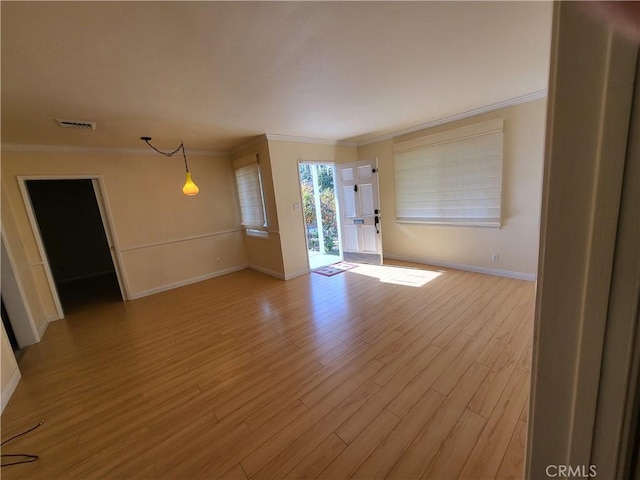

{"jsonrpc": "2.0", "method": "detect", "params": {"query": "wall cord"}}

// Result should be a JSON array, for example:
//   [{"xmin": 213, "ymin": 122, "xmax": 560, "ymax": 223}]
[{"xmin": 1, "ymin": 420, "xmax": 44, "ymax": 467}]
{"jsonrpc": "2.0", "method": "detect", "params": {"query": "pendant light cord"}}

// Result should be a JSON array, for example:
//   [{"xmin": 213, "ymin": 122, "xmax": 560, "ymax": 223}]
[{"xmin": 142, "ymin": 138, "xmax": 190, "ymax": 172}]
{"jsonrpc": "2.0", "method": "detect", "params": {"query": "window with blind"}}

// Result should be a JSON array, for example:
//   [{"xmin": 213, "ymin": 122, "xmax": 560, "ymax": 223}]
[
  {"xmin": 393, "ymin": 118, "xmax": 504, "ymax": 227},
  {"xmin": 233, "ymin": 153, "xmax": 268, "ymax": 234}
]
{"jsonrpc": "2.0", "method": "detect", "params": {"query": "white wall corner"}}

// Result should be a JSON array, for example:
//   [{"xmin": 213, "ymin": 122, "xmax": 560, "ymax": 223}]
[
  {"xmin": 284, "ymin": 268, "xmax": 311, "ymax": 280},
  {"xmin": 248, "ymin": 264, "xmax": 286, "ymax": 280},
  {"xmin": 1, "ymin": 367, "xmax": 21, "ymax": 414},
  {"xmin": 38, "ymin": 313, "xmax": 58, "ymax": 338}
]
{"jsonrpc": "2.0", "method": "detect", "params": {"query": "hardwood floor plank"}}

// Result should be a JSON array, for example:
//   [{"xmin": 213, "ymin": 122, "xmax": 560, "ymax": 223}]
[
  {"xmin": 76, "ymin": 385, "xmax": 203, "ymax": 458},
  {"xmin": 191, "ymin": 400, "xmax": 310, "ymax": 479},
  {"xmin": 212, "ymin": 359, "xmax": 322, "ymax": 419},
  {"xmin": 459, "ymin": 368, "xmax": 530, "ymax": 479},
  {"xmin": 194, "ymin": 359, "xmax": 271, "ymax": 395},
  {"xmin": 431, "ymin": 276, "xmax": 509, "ymax": 349},
  {"xmin": 336, "ymin": 344, "xmax": 441, "ymax": 444},
  {"xmin": 314, "ymin": 335, "xmax": 360, "ymax": 366},
  {"xmin": 65, "ymin": 413, "xmax": 222, "ymax": 479},
  {"xmin": 282, "ymin": 433, "xmax": 347, "ymax": 480},
  {"xmin": 386, "ymin": 333, "xmax": 471, "ymax": 417},
  {"xmin": 239, "ymin": 360, "xmax": 383, "ymax": 477},
  {"xmin": 300, "ymin": 332, "xmax": 400, "ymax": 408},
  {"xmin": 421, "ymin": 408, "xmax": 487, "ymax": 480},
  {"xmin": 469, "ymin": 318, "xmax": 533, "ymax": 419},
  {"xmin": 374, "ymin": 273, "xmax": 477, "ymax": 366},
  {"xmin": 220, "ymin": 464, "xmax": 250, "ymax": 480},
  {"xmin": 351, "ymin": 389, "xmax": 446, "ymax": 479},
  {"xmin": 461, "ymin": 279, "xmax": 519, "ymax": 337},
  {"xmin": 248, "ymin": 380, "xmax": 380, "ymax": 479},
  {"xmin": 515, "ymin": 335, "xmax": 533, "ymax": 374},
  {"xmin": 386, "ymin": 362, "xmax": 490, "ymax": 479},
  {"xmin": 430, "ymin": 336, "xmax": 487, "ymax": 396},
  {"xmin": 389, "ymin": 270, "xmax": 467, "ymax": 336},
  {"xmin": 496, "ymin": 419, "xmax": 528, "ymax": 480},
  {"xmin": 475, "ymin": 287, "xmax": 531, "ymax": 368},
  {"xmin": 157, "ymin": 420, "xmax": 252, "ymax": 479},
  {"xmin": 519, "ymin": 400, "xmax": 529, "ymax": 424},
  {"xmin": 0, "ymin": 263, "xmax": 534, "ymax": 480},
  {"xmin": 320, "ymin": 408, "xmax": 400, "ymax": 479}
]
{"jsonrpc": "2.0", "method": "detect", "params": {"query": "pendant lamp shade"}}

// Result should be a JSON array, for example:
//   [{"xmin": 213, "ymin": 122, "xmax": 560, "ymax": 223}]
[{"xmin": 183, "ymin": 172, "xmax": 199, "ymax": 196}]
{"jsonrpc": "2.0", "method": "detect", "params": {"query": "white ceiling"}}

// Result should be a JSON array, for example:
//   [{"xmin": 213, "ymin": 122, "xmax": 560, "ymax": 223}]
[{"xmin": 1, "ymin": 1, "xmax": 552, "ymax": 153}]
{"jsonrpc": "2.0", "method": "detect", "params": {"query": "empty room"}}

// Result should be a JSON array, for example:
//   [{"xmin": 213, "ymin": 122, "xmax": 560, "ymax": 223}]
[{"xmin": 2, "ymin": 2, "xmax": 639, "ymax": 479}]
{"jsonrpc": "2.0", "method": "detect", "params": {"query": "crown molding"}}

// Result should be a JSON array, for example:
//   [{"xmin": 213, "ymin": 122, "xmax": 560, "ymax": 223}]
[
  {"xmin": 0, "ymin": 143, "xmax": 229, "ymax": 157},
  {"xmin": 265, "ymin": 133, "xmax": 357, "ymax": 148},
  {"xmin": 355, "ymin": 89, "xmax": 548, "ymax": 147},
  {"xmin": 230, "ymin": 134, "xmax": 268, "ymax": 157}
]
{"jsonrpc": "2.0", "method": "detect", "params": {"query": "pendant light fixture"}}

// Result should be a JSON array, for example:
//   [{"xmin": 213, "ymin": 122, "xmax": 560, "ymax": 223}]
[{"xmin": 140, "ymin": 136, "xmax": 199, "ymax": 196}]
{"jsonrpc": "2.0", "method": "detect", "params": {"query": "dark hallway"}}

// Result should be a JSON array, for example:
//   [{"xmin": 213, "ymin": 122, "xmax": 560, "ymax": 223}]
[{"xmin": 26, "ymin": 179, "xmax": 122, "ymax": 314}]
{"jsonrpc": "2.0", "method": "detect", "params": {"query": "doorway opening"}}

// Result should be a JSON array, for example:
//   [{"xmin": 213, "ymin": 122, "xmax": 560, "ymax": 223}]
[
  {"xmin": 298, "ymin": 163, "xmax": 342, "ymax": 270},
  {"xmin": 24, "ymin": 179, "xmax": 123, "ymax": 315}
]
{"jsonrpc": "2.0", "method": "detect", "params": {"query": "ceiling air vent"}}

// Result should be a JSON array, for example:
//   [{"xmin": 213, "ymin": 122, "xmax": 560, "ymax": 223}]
[{"xmin": 55, "ymin": 119, "xmax": 96, "ymax": 130}]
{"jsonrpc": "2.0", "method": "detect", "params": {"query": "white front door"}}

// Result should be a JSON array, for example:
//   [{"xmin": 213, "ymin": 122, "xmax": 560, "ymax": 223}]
[{"xmin": 336, "ymin": 158, "xmax": 383, "ymax": 265}]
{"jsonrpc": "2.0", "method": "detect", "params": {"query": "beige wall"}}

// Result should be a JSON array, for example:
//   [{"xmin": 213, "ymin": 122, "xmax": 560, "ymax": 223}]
[
  {"xmin": 266, "ymin": 140, "xmax": 358, "ymax": 278},
  {"xmin": 1, "ymin": 148, "xmax": 247, "ymax": 306},
  {"xmin": 1, "ymin": 323, "xmax": 20, "ymax": 410},
  {"xmin": 232, "ymin": 136, "xmax": 286, "ymax": 278},
  {"xmin": 357, "ymin": 99, "xmax": 546, "ymax": 278},
  {"xmin": 1, "ymin": 324, "xmax": 18, "ymax": 385},
  {"xmin": 1, "ymin": 221, "xmax": 21, "ymax": 412}
]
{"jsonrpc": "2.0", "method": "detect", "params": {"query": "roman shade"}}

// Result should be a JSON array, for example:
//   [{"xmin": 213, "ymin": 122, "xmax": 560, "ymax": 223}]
[
  {"xmin": 233, "ymin": 153, "xmax": 267, "ymax": 230},
  {"xmin": 394, "ymin": 118, "xmax": 504, "ymax": 227}
]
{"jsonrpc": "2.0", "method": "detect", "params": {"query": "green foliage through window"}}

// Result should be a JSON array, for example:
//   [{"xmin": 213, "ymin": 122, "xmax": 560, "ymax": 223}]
[{"xmin": 299, "ymin": 164, "xmax": 339, "ymax": 255}]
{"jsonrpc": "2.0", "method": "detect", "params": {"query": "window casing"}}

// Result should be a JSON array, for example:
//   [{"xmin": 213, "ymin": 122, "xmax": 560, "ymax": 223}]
[{"xmin": 393, "ymin": 119, "xmax": 504, "ymax": 228}]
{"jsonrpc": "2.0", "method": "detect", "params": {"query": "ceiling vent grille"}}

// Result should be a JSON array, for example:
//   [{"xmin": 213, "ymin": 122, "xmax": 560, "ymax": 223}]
[{"xmin": 55, "ymin": 119, "xmax": 96, "ymax": 130}]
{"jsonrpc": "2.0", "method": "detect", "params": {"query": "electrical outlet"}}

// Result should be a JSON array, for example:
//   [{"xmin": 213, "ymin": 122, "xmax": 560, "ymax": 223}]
[
  {"xmin": 216, "ymin": 258, "xmax": 221, "ymax": 264},
  {"xmin": 491, "ymin": 253, "xmax": 500, "ymax": 263}
]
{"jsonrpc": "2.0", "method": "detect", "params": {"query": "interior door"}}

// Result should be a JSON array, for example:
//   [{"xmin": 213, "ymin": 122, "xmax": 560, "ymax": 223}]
[
  {"xmin": 336, "ymin": 158, "xmax": 382, "ymax": 265},
  {"xmin": 92, "ymin": 179, "xmax": 127, "ymax": 300}
]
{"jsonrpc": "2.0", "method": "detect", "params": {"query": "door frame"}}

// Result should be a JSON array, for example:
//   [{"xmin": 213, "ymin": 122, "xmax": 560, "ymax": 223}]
[
  {"xmin": 1, "ymin": 231, "xmax": 40, "ymax": 346},
  {"xmin": 17, "ymin": 174, "xmax": 129, "ymax": 319},
  {"xmin": 297, "ymin": 161, "xmax": 343, "ymax": 270},
  {"xmin": 526, "ymin": 2, "xmax": 640, "ymax": 477}
]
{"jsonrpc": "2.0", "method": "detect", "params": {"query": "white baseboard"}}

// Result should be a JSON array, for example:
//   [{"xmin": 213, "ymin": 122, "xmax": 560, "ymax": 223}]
[
  {"xmin": 248, "ymin": 264, "xmax": 310, "ymax": 281},
  {"xmin": 129, "ymin": 265, "xmax": 249, "ymax": 299},
  {"xmin": 1, "ymin": 367, "xmax": 21, "ymax": 413},
  {"xmin": 36, "ymin": 314, "xmax": 57, "ymax": 339},
  {"xmin": 384, "ymin": 254, "xmax": 537, "ymax": 282},
  {"xmin": 285, "ymin": 269, "xmax": 310, "ymax": 280},
  {"xmin": 249, "ymin": 264, "xmax": 286, "ymax": 280}
]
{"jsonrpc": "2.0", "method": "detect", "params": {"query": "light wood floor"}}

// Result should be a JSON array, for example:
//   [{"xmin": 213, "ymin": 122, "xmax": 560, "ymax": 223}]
[{"xmin": 1, "ymin": 260, "xmax": 534, "ymax": 479}]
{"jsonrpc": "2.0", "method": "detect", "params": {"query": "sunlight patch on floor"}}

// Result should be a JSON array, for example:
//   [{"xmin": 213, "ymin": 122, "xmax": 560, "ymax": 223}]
[{"xmin": 348, "ymin": 263, "xmax": 443, "ymax": 287}]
